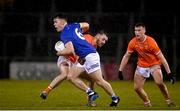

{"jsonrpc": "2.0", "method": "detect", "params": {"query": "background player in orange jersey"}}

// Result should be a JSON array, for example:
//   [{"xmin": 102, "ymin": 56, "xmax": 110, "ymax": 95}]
[
  {"xmin": 118, "ymin": 23, "xmax": 175, "ymax": 107},
  {"xmin": 40, "ymin": 31, "xmax": 108, "ymax": 106}
]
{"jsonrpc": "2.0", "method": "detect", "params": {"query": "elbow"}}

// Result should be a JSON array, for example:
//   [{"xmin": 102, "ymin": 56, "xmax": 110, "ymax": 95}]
[
  {"xmin": 84, "ymin": 22, "xmax": 89, "ymax": 28},
  {"xmin": 81, "ymin": 22, "xmax": 89, "ymax": 33}
]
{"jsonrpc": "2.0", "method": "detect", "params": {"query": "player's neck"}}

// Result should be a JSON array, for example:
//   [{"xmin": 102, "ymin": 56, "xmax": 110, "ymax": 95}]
[{"xmin": 138, "ymin": 35, "xmax": 146, "ymax": 42}]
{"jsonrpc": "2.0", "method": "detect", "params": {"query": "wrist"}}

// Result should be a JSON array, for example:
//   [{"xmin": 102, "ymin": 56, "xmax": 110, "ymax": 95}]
[
  {"xmin": 57, "ymin": 51, "xmax": 61, "ymax": 55},
  {"xmin": 167, "ymin": 72, "xmax": 171, "ymax": 75},
  {"xmin": 119, "ymin": 69, "xmax": 122, "ymax": 72}
]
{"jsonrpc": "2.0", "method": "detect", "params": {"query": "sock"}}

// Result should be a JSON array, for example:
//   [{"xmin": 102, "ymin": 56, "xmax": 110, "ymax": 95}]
[
  {"xmin": 44, "ymin": 86, "xmax": 52, "ymax": 94},
  {"xmin": 144, "ymin": 101, "xmax": 151, "ymax": 104},
  {"xmin": 144, "ymin": 100, "xmax": 152, "ymax": 107},
  {"xmin": 111, "ymin": 93, "xmax": 116, "ymax": 97},
  {"xmin": 86, "ymin": 88, "xmax": 94, "ymax": 95},
  {"xmin": 166, "ymin": 99, "xmax": 173, "ymax": 104},
  {"xmin": 111, "ymin": 95, "xmax": 118, "ymax": 102}
]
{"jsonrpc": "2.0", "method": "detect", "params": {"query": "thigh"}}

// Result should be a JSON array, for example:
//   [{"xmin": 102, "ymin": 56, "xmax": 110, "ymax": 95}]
[
  {"xmin": 79, "ymin": 72, "xmax": 92, "ymax": 81},
  {"xmin": 134, "ymin": 70, "xmax": 146, "ymax": 87},
  {"xmin": 68, "ymin": 66, "xmax": 85, "ymax": 79},
  {"xmin": 57, "ymin": 56, "xmax": 70, "ymax": 67},
  {"xmin": 59, "ymin": 64, "xmax": 69, "ymax": 76},
  {"xmin": 151, "ymin": 68, "xmax": 163, "ymax": 84},
  {"xmin": 88, "ymin": 69, "xmax": 104, "ymax": 82}
]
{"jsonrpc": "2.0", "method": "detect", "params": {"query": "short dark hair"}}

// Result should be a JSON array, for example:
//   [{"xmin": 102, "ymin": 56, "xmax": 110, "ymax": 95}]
[
  {"xmin": 135, "ymin": 22, "xmax": 145, "ymax": 28},
  {"xmin": 97, "ymin": 30, "xmax": 105, "ymax": 34},
  {"xmin": 53, "ymin": 13, "xmax": 68, "ymax": 21}
]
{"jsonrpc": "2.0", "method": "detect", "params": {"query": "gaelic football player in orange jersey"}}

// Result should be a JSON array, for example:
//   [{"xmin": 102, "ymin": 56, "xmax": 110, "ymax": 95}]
[
  {"xmin": 40, "ymin": 31, "xmax": 108, "ymax": 106},
  {"xmin": 119, "ymin": 23, "xmax": 175, "ymax": 107}
]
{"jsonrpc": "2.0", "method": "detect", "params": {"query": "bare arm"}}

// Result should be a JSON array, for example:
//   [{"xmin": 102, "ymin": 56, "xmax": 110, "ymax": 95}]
[
  {"xmin": 157, "ymin": 52, "xmax": 171, "ymax": 74},
  {"xmin": 56, "ymin": 41, "xmax": 75, "ymax": 56},
  {"xmin": 80, "ymin": 22, "xmax": 89, "ymax": 33},
  {"xmin": 119, "ymin": 51, "xmax": 132, "ymax": 71}
]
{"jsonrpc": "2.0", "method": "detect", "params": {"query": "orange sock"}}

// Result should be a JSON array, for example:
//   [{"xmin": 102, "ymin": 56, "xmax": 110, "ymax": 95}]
[{"xmin": 44, "ymin": 86, "xmax": 52, "ymax": 94}]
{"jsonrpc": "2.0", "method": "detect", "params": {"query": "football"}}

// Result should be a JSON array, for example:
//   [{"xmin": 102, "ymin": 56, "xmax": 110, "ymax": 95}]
[{"xmin": 55, "ymin": 41, "xmax": 65, "ymax": 51}]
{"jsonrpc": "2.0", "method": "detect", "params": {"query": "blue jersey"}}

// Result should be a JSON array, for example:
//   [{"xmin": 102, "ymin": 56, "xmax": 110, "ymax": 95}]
[{"xmin": 60, "ymin": 23, "xmax": 96, "ymax": 58}]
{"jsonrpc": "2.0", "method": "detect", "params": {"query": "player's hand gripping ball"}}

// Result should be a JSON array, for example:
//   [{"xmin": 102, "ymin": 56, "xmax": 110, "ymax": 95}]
[{"xmin": 55, "ymin": 41, "xmax": 65, "ymax": 51}]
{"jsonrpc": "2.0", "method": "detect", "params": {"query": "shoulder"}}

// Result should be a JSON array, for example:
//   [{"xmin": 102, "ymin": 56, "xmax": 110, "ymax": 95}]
[
  {"xmin": 84, "ymin": 34, "xmax": 94, "ymax": 39},
  {"xmin": 84, "ymin": 34, "xmax": 94, "ymax": 44},
  {"xmin": 146, "ymin": 36, "xmax": 160, "ymax": 50},
  {"xmin": 63, "ymin": 23, "xmax": 80, "ymax": 33},
  {"xmin": 129, "ymin": 37, "xmax": 136, "ymax": 45},
  {"xmin": 65, "ymin": 23, "xmax": 80, "ymax": 28},
  {"xmin": 71, "ymin": 22, "xmax": 80, "ymax": 26},
  {"xmin": 146, "ymin": 35, "xmax": 157, "ymax": 44},
  {"xmin": 127, "ymin": 37, "xmax": 136, "ymax": 50}
]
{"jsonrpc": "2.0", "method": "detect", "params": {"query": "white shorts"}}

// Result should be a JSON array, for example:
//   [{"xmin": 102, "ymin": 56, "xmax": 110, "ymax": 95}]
[
  {"xmin": 136, "ymin": 65, "xmax": 160, "ymax": 78},
  {"xmin": 84, "ymin": 52, "xmax": 101, "ymax": 74},
  {"xmin": 57, "ymin": 56, "xmax": 83, "ymax": 68}
]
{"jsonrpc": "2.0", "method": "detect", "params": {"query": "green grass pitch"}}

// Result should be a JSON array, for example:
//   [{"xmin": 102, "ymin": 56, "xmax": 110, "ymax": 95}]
[{"xmin": 0, "ymin": 79, "xmax": 179, "ymax": 110}]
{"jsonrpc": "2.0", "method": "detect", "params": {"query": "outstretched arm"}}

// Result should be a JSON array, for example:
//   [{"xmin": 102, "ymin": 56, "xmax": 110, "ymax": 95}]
[
  {"xmin": 157, "ymin": 52, "xmax": 171, "ymax": 74},
  {"xmin": 119, "ymin": 51, "xmax": 131, "ymax": 71}
]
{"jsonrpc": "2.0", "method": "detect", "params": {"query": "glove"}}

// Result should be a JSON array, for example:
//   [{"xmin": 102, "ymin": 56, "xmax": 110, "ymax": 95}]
[
  {"xmin": 167, "ymin": 73, "xmax": 175, "ymax": 84},
  {"xmin": 118, "ymin": 71, "xmax": 124, "ymax": 80}
]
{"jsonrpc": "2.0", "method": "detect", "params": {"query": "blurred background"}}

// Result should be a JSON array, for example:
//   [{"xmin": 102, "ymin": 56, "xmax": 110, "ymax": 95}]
[{"xmin": 0, "ymin": 0, "xmax": 179, "ymax": 80}]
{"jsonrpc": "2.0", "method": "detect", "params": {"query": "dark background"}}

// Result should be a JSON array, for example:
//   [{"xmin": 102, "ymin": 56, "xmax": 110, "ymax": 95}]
[{"xmin": 0, "ymin": 0, "xmax": 179, "ymax": 80}]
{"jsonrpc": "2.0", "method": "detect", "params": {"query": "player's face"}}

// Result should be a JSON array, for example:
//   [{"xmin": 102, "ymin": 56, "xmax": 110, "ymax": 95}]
[
  {"xmin": 96, "ymin": 34, "xmax": 108, "ymax": 47},
  {"xmin": 53, "ymin": 18, "xmax": 66, "ymax": 32},
  {"xmin": 134, "ymin": 26, "xmax": 146, "ymax": 41}
]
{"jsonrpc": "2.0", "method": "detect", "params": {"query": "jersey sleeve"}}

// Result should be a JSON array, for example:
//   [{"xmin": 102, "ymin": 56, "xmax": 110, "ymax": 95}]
[
  {"xmin": 61, "ymin": 34, "xmax": 71, "ymax": 44},
  {"xmin": 127, "ymin": 38, "xmax": 135, "ymax": 53},
  {"xmin": 149, "ymin": 38, "xmax": 161, "ymax": 55},
  {"xmin": 61, "ymin": 23, "xmax": 80, "ymax": 44}
]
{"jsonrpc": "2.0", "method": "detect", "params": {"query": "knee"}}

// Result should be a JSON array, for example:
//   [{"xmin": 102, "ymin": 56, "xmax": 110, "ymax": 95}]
[
  {"xmin": 67, "ymin": 74, "xmax": 74, "ymax": 81},
  {"xmin": 154, "ymin": 79, "xmax": 164, "ymax": 86},
  {"xmin": 155, "ymin": 81, "xmax": 164, "ymax": 86},
  {"xmin": 134, "ymin": 85, "xmax": 142, "ymax": 92}
]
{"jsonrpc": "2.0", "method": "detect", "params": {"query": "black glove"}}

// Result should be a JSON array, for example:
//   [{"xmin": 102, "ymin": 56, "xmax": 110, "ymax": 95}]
[
  {"xmin": 118, "ymin": 71, "xmax": 123, "ymax": 80},
  {"xmin": 167, "ymin": 73, "xmax": 175, "ymax": 84}
]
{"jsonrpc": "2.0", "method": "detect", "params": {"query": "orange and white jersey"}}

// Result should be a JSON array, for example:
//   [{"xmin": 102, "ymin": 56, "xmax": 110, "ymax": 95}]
[{"xmin": 127, "ymin": 35, "xmax": 161, "ymax": 67}]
